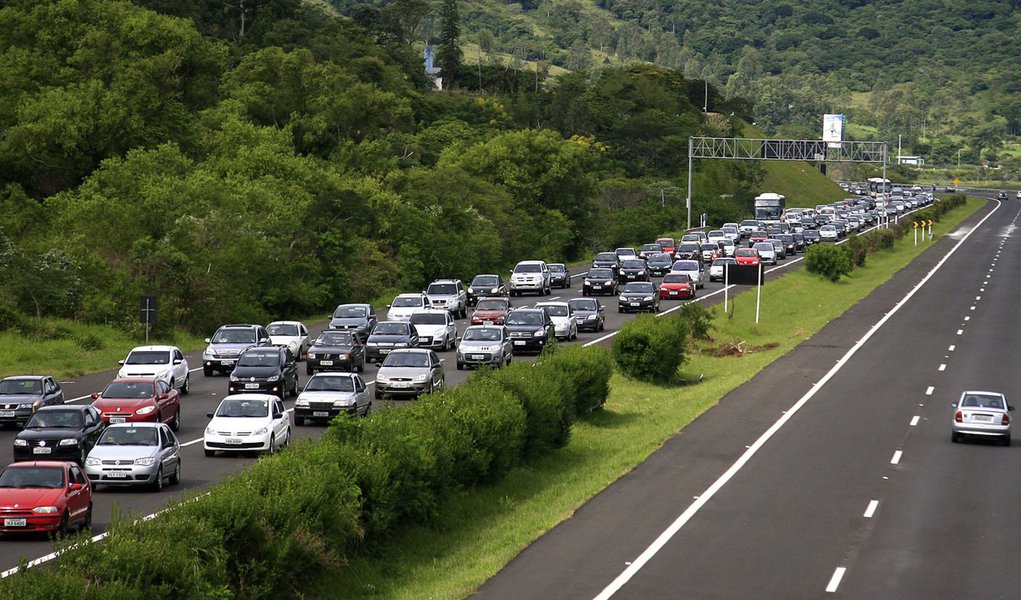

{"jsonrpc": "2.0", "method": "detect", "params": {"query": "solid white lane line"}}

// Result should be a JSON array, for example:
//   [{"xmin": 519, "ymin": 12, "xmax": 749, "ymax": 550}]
[
  {"xmin": 910, "ymin": 416, "xmax": 920, "ymax": 427},
  {"xmin": 825, "ymin": 567, "xmax": 847, "ymax": 593},
  {"xmin": 938, "ymin": 364, "xmax": 946, "ymax": 372},
  {"xmin": 891, "ymin": 451, "xmax": 903, "ymax": 465},
  {"xmin": 592, "ymin": 201, "xmax": 1002, "ymax": 600},
  {"xmin": 863, "ymin": 500, "xmax": 879, "ymax": 518},
  {"xmin": 925, "ymin": 386, "xmax": 934, "ymax": 395}
]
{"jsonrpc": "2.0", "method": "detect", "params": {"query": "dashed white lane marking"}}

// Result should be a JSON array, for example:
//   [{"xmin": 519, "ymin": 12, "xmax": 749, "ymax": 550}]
[
  {"xmin": 957, "ymin": 329, "xmax": 964, "ymax": 335},
  {"xmin": 910, "ymin": 416, "xmax": 920, "ymax": 427},
  {"xmin": 964, "ymin": 316, "xmax": 970, "ymax": 321},
  {"xmin": 969, "ymin": 306, "xmax": 976, "ymax": 311},
  {"xmin": 925, "ymin": 386, "xmax": 934, "ymax": 395},
  {"xmin": 826, "ymin": 567, "xmax": 847, "ymax": 593},
  {"xmin": 864, "ymin": 500, "xmax": 879, "ymax": 518},
  {"xmin": 976, "ymin": 296, "xmax": 981, "ymax": 301},
  {"xmin": 938, "ymin": 364, "xmax": 946, "ymax": 372},
  {"xmin": 891, "ymin": 451, "xmax": 903, "ymax": 465},
  {"xmin": 948, "ymin": 345, "xmax": 955, "ymax": 352}
]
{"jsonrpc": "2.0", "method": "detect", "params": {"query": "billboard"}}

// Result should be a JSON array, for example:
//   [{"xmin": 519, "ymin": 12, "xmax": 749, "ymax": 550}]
[{"xmin": 823, "ymin": 114, "xmax": 845, "ymax": 144}]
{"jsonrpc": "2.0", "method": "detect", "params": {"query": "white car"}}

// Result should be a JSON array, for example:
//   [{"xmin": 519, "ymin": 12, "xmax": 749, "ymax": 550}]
[
  {"xmin": 534, "ymin": 301, "xmax": 578, "ymax": 341},
  {"xmin": 386, "ymin": 293, "xmax": 429, "ymax": 321},
  {"xmin": 509, "ymin": 260, "xmax": 551, "ymax": 296},
  {"xmin": 409, "ymin": 309, "xmax": 458, "ymax": 351},
  {"xmin": 204, "ymin": 394, "xmax": 292, "ymax": 456},
  {"xmin": 819, "ymin": 224, "xmax": 839, "ymax": 241},
  {"xmin": 117, "ymin": 345, "xmax": 190, "ymax": 395},
  {"xmin": 294, "ymin": 372, "xmax": 371, "ymax": 424},
  {"xmin": 720, "ymin": 238, "xmax": 736, "ymax": 256},
  {"xmin": 266, "ymin": 321, "xmax": 310, "ymax": 361},
  {"xmin": 670, "ymin": 260, "xmax": 703, "ymax": 289},
  {"xmin": 721, "ymin": 225, "xmax": 740, "ymax": 242},
  {"xmin": 706, "ymin": 230, "xmax": 727, "ymax": 245},
  {"xmin": 709, "ymin": 257, "xmax": 737, "ymax": 282}
]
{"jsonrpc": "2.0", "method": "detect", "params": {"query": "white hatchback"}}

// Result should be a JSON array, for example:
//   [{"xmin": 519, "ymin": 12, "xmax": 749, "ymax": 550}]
[
  {"xmin": 203, "ymin": 394, "xmax": 292, "ymax": 456},
  {"xmin": 117, "ymin": 346, "xmax": 190, "ymax": 395},
  {"xmin": 386, "ymin": 293, "xmax": 429, "ymax": 321}
]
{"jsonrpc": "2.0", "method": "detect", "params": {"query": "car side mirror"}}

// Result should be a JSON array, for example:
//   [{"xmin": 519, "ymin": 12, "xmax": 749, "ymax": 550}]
[
  {"xmin": 273, "ymin": 412, "xmax": 283, "ymax": 419},
  {"xmin": 159, "ymin": 393, "xmax": 169, "ymax": 400},
  {"xmin": 173, "ymin": 359, "xmax": 182, "ymax": 365},
  {"xmin": 1010, "ymin": 405, "xmax": 1016, "ymax": 412},
  {"xmin": 69, "ymin": 483, "xmax": 84, "ymax": 492},
  {"xmin": 950, "ymin": 402, "xmax": 957, "ymax": 408},
  {"xmin": 204, "ymin": 338, "xmax": 211, "ymax": 343},
  {"xmin": 206, "ymin": 412, "xmax": 214, "ymax": 418},
  {"xmin": 90, "ymin": 392, "xmax": 100, "ymax": 399},
  {"xmin": 117, "ymin": 360, "xmax": 125, "ymax": 366}
]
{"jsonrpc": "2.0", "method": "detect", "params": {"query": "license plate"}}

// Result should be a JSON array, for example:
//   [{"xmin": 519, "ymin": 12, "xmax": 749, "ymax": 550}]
[
  {"xmin": 244, "ymin": 383, "xmax": 259, "ymax": 389},
  {"xmin": 221, "ymin": 360, "xmax": 235, "ymax": 367},
  {"xmin": 110, "ymin": 417, "xmax": 127, "ymax": 424},
  {"xmin": 976, "ymin": 415, "xmax": 994, "ymax": 422},
  {"xmin": 320, "ymin": 360, "xmax": 334, "ymax": 366},
  {"xmin": 0, "ymin": 410, "xmax": 14, "ymax": 418},
  {"xmin": 313, "ymin": 411, "xmax": 329, "ymax": 417},
  {"xmin": 592, "ymin": 285, "xmax": 602, "ymax": 289},
  {"xmin": 33, "ymin": 447, "xmax": 52, "ymax": 454},
  {"xmin": 669, "ymin": 291, "xmax": 678, "ymax": 296},
  {"xmin": 107, "ymin": 472, "xmax": 128, "ymax": 479},
  {"xmin": 630, "ymin": 302, "xmax": 640, "ymax": 307},
  {"xmin": 226, "ymin": 438, "xmax": 242, "ymax": 445},
  {"xmin": 513, "ymin": 340, "xmax": 526, "ymax": 346},
  {"xmin": 484, "ymin": 321, "xmax": 493, "ymax": 325},
  {"xmin": 391, "ymin": 382, "xmax": 410, "ymax": 389},
  {"xmin": 3, "ymin": 518, "xmax": 26, "ymax": 527},
  {"xmin": 379, "ymin": 349, "xmax": 391, "ymax": 355},
  {"xmin": 470, "ymin": 354, "xmax": 485, "ymax": 360}
]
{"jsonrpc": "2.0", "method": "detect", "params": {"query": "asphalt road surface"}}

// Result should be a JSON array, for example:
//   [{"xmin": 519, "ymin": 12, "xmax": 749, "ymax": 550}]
[{"xmin": 476, "ymin": 196, "xmax": 1015, "ymax": 599}]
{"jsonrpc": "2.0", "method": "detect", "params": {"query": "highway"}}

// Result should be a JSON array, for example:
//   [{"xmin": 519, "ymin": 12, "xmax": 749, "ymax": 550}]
[{"xmin": 475, "ymin": 196, "xmax": 1013, "ymax": 598}]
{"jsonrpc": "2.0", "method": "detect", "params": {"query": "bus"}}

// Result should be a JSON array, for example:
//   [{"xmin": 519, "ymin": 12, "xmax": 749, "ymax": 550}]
[
  {"xmin": 753, "ymin": 193, "xmax": 786, "ymax": 225},
  {"xmin": 867, "ymin": 177, "xmax": 891, "ymax": 198}
]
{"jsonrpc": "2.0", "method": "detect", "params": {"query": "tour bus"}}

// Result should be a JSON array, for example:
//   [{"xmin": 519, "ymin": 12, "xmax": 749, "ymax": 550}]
[
  {"xmin": 753, "ymin": 193, "xmax": 786, "ymax": 226},
  {"xmin": 867, "ymin": 177, "xmax": 891, "ymax": 198}
]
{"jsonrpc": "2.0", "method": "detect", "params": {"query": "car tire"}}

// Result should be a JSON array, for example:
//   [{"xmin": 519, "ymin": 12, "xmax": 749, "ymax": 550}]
[
  {"xmin": 363, "ymin": 402, "xmax": 372, "ymax": 417},
  {"xmin": 374, "ymin": 388, "xmax": 382, "ymax": 400},
  {"xmin": 58, "ymin": 512, "xmax": 69, "ymax": 537},
  {"xmin": 456, "ymin": 361, "xmax": 464, "ymax": 370},
  {"xmin": 203, "ymin": 366, "xmax": 213, "ymax": 377},
  {"xmin": 358, "ymin": 357, "xmax": 366, "ymax": 372},
  {"xmin": 1004, "ymin": 434, "xmax": 1012, "ymax": 447},
  {"xmin": 170, "ymin": 409, "xmax": 181, "ymax": 432},
  {"xmin": 170, "ymin": 461, "xmax": 181, "ymax": 485},
  {"xmin": 82, "ymin": 503, "xmax": 93, "ymax": 531},
  {"xmin": 283, "ymin": 428, "xmax": 291, "ymax": 448},
  {"xmin": 152, "ymin": 467, "xmax": 163, "ymax": 492},
  {"xmin": 78, "ymin": 447, "xmax": 87, "ymax": 466},
  {"xmin": 951, "ymin": 431, "xmax": 960, "ymax": 443},
  {"xmin": 618, "ymin": 307, "xmax": 624, "ymax": 313},
  {"xmin": 267, "ymin": 436, "xmax": 276, "ymax": 455},
  {"xmin": 295, "ymin": 415, "xmax": 304, "ymax": 426},
  {"xmin": 181, "ymin": 375, "xmax": 190, "ymax": 395},
  {"xmin": 204, "ymin": 449, "xmax": 215, "ymax": 457}
]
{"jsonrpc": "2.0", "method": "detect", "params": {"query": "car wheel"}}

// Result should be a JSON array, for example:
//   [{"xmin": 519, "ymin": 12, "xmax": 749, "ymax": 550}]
[
  {"xmin": 203, "ymin": 366, "xmax": 213, "ymax": 377},
  {"xmin": 57, "ymin": 512, "xmax": 70, "ymax": 537},
  {"xmin": 181, "ymin": 375, "xmax": 190, "ymax": 395},
  {"xmin": 599, "ymin": 320, "xmax": 605, "ymax": 331},
  {"xmin": 1004, "ymin": 434, "xmax": 1012, "ymax": 447},
  {"xmin": 267, "ymin": 436, "xmax": 276, "ymax": 455},
  {"xmin": 951, "ymin": 431, "xmax": 960, "ymax": 443},
  {"xmin": 374, "ymin": 388, "xmax": 382, "ymax": 400},
  {"xmin": 78, "ymin": 447, "xmax": 87, "ymax": 466},
  {"xmin": 170, "ymin": 409, "xmax": 181, "ymax": 432},
  {"xmin": 618, "ymin": 307, "xmax": 624, "ymax": 313},
  {"xmin": 456, "ymin": 361, "xmax": 464, "ymax": 370},
  {"xmin": 358, "ymin": 357, "xmax": 366, "ymax": 372},
  {"xmin": 283, "ymin": 428, "xmax": 291, "ymax": 448},
  {"xmin": 82, "ymin": 503, "xmax": 93, "ymax": 531},
  {"xmin": 582, "ymin": 290, "xmax": 588, "ymax": 296},
  {"xmin": 152, "ymin": 467, "xmax": 163, "ymax": 492},
  {"xmin": 170, "ymin": 461, "xmax": 181, "ymax": 485},
  {"xmin": 295, "ymin": 415, "xmax": 305, "ymax": 426},
  {"xmin": 204, "ymin": 449, "xmax": 215, "ymax": 457}
]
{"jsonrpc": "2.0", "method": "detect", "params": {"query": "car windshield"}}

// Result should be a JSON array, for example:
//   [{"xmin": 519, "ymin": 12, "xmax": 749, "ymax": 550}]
[
  {"xmin": 623, "ymin": 283, "xmax": 654, "ymax": 293},
  {"xmin": 754, "ymin": 243, "xmax": 774, "ymax": 252},
  {"xmin": 701, "ymin": 244, "xmax": 717, "ymax": 251},
  {"xmin": 427, "ymin": 283, "xmax": 457, "ymax": 295},
  {"xmin": 616, "ymin": 248, "xmax": 635, "ymax": 255},
  {"xmin": 741, "ymin": 220, "xmax": 758, "ymax": 226},
  {"xmin": 677, "ymin": 244, "xmax": 699, "ymax": 252},
  {"xmin": 595, "ymin": 253, "xmax": 617, "ymax": 262},
  {"xmin": 374, "ymin": 322, "xmax": 408, "ymax": 335},
  {"xmin": 621, "ymin": 259, "xmax": 645, "ymax": 269},
  {"xmin": 471, "ymin": 275, "xmax": 499, "ymax": 287},
  {"xmin": 506, "ymin": 312, "xmax": 543, "ymax": 326},
  {"xmin": 382, "ymin": 352, "xmax": 430, "ymax": 368},
  {"xmin": 0, "ymin": 466, "xmax": 63, "ymax": 489},
  {"xmin": 656, "ymin": 239, "xmax": 675, "ymax": 246},
  {"xmin": 673, "ymin": 261, "xmax": 699, "ymax": 270},
  {"xmin": 539, "ymin": 305, "xmax": 569, "ymax": 317},
  {"xmin": 410, "ymin": 312, "xmax": 447, "ymax": 325},
  {"xmin": 124, "ymin": 351, "xmax": 170, "ymax": 365},
  {"xmin": 475, "ymin": 299, "xmax": 508, "ymax": 311},
  {"xmin": 237, "ymin": 350, "xmax": 280, "ymax": 367},
  {"xmin": 514, "ymin": 263, "xmax": 541, "ymax": 273},
  {"xmin": 735, "ymin": 249, "xmax": 756, "ymax": 256},
  {"xmin": 102, "ymin": 381, "xmax": 154, "ymax": 399},
  {"xmin": 641, "ymin": 244, "xmax": 661, "ymax": 251},
  {"xmin": 663, "ymin": 274, "xmax": 690, "ymax": 283},
  {"xmin": 392, "ymin": 296, "xmax": 423, "ymax": 308},
  {"xmin": 0, "ymin": 379, "xmax": 41, "ymax": 395},
  {"xmin": 463, "ymin": 328, "xmax": 502, "ymax": 341},
  {"xmin": 960, "ymin": 394, "xmax": 1006, "ymax": 409},
  {"xmin": 549, "ymin": 264, "xmax": 566, "ymax": 273},
  {"xmin": 98, "ymin": 427, "xmax": 158, "ymax": 446},
  {"xmin": 648, "ymin": 254, "xmax": 672, "ymax": 264},
  {"xmin": 568, "ymin": 299, "xmax": 598, "ymax": 311},
  {"xmin": 333, "ymin": 305, "xmax": 367, "ymax": 318},
  {"xmin": 821, "ymin": 225, "xmax": 836, "ymax": 231},
  {"xmin": 588, "ymin": 269, "xmax": 614, "ymax": 279},
  {"xmin": 212, "ymin": 329, "xmax": 256, "ymax": 344},
  {"xmin": 305, "ymin": 376, "xmax": 355, "ymax": 392},
  {"xmin": 25, "ymin": 410, "xmax": 83, "ymax": 429},
  {"xmin": 216, "ymin": 399, "xmax": 269, "ymax": 418},
  {"xmin": 713, "ymin": 258, "xmax": 736, "ymax": 266},
  {"xmin": 267, "ymin": 324, "xmax": 299, "ymax": 336},
  {"xmin": 315, "ymin": 332, "xmax": 353, "ymax": 346}
]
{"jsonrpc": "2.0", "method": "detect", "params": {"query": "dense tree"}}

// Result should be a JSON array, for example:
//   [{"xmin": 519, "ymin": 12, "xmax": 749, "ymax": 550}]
[{"xmin": 436, "ymin": 0, "xmax": 463, "ymax": 89}]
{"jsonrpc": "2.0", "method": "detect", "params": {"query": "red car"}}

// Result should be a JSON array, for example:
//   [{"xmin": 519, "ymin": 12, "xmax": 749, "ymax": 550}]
[
  {"xmin": 748, "ymin": 230, "xmax": 769, "ymax": 245},
  {"xmin": 91, "ymin": 378, "xmax": 181, "ymax": 431},
  {"xmin": 655, "ymin": 237, "xmax": 676, "ymax": 258},
  {"xmin": 0, "ymin": 461, "xmax": 92, "ymax": 535},
  {"xmin": 734, "ymin": 247, "xmax": 761, "ymax": 266},
  {"xmin": 659, "ymin": 273, "xmax": 696, "ymax": 299},
  {"xmin": 471, "ymin": 297, "xmax": 512, "ymax": 325}
]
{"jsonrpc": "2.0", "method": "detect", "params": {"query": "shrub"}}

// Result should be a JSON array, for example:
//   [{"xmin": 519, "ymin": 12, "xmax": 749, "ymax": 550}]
[
  {"xmin": 75, "ymin": 333, "xmax": 104, "ymax": 351},
  {"xmin": 677, "ymin": 302, "xmax": 714, "ymax": 341},
  {"xmin": 538, "ymin": 345, "xmax": 613, "ymax": 416},
  {"xmin": 804, "ymin": 243, "xmax": 853, "ymax": 282},
  {"xmin": 846, "ymin": 235, "xmax": 867, "ymax": 267},
  {"xmin": 612, "ymin": 314, "xmax": 688, "ymax": 383},
  {"xmin": 482, "ymin": 361, "xmax": 575, "ymax": 457}
]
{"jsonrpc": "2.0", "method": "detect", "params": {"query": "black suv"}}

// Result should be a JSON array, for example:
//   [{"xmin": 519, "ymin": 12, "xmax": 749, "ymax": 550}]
[
  {"xmin": 504, "ymin": 308, "xmax": 556, "ymax": 354},
  {"xmin": 306, "ymin": 330, "xmax": 366, "ymax": 375},
  {"xmin": 228, "ymin": 346, "xmax": 299, "ymax": 399}
]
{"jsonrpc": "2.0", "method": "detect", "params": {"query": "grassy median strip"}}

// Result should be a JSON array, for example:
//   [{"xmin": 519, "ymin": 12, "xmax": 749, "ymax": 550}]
[{"xmin": 308, "ymin": 197, "xmax": 984, "ymax": 599}]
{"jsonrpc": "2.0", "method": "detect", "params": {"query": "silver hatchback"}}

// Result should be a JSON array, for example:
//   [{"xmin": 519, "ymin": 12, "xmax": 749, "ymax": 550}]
[
  {"xmin": 85, "ymin": 422, "xmax": 181, "ymax": 490},
  {"xmin": 952, "ymin": 391, "xmax": 1013, "ymax": 446}
]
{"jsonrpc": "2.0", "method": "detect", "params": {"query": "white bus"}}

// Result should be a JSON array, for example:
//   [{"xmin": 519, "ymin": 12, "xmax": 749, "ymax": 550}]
[
  {"xmin": 867, "ymin": 177, "xmax": 891, "ymax": 198},
  {"xmin": 754, "ymin": 193, "xmax": 786, "ymax": 225}
]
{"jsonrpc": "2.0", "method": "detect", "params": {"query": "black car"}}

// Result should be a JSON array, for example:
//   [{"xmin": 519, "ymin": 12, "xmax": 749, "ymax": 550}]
[
  {"xmin": 307, "ymin": 330, "xmax": 366, "ymax": 375},
  {"xmin": 778, "ymin": 234, "xmax": 797, "ymax": 256},
  {"xmin": 800, "ymin": 218, "xmax": 816, "ymax": 230},
  {"xmin": 646, "ymin": 252, "xmax": 674, "ymax": 277},
  {"xmin": 592, "ymin": 252, "xmax": 621, "ymax": 274},
  {"xmin": 0, "ymin": 376, "xmax": 64, "ymax": 428},
  {"xmin": 504, "ymin": 308, "xmax": 556, "ymax": 354},
  {"xmin": 467, "ymin": 274, "xmax": 508, "ymax": 305},
  {"xmin": 366, "ymin": 321, "xmax": 419, "ymax": 363},
  {"xmin": 328, "ymin": 304, "xmax": 377, "ymax": 343},
  {"xmin": 548, "ymin": 263, "xmax": 571, "ymax": 288},
  {"xmin": 583, "ymin": 268, "xmax": 619, "ymax": 296},
  {"xmin": 803, "ymin": 229, "xmax": 821, "ymax": 244},
  {"xmin": 228, "ymin": 346, "xmax": 299, "ymax": 399},
  {"xmin": 638, "ymin": 243, "xmax": 663, "ymax": 260},
  {"xmin": 791, "ymin": 233, "xmax": 806, "ymax": 251},
  {"xmin": 568, "ymin": 298, "xmax": 605, "ymax": 332},
  {"xmin": 618, "ymin": 258, "xmax": 650, "ymax": 283},
  {"xmin": 13, "ymin": 405, "xmax": 105, "ymax": 464},
  {"xmin": 618, "ymin": 281, "xmax": 660, "ymax": 313},
  {"xmin": 674, "ymin": 243, "xmax": 701, "ymax": 261}
]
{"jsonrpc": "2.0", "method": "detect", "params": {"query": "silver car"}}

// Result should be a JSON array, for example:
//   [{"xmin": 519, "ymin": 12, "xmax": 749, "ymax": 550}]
[
  {"xmin": 84, "ymin": 423, "xmax": 181, "ymax": 491},
  {"xmin": 670, "ymin": 259, "xmax": 703, "ymax": 289},
  {"xmin": 294, "ymin": 372, "xmax": 371, "ymax": 424},
  {"xmin": 375, "ymin": 348, "xmax": 445, "ymax": 400},
  {"xmin": 456, "ymin": 325, "xmax": 513, "ymax": 370},
  {"xmin": 753, "ymin": 242, "xmax": 777, "ymax": 265},
  {"xmin": 952, "ymin": 391, "xmax": 1013, "ymax": 446}
]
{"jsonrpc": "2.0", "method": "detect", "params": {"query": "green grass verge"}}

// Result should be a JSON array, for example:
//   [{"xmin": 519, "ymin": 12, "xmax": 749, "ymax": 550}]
[{"xmin": 309, "ymin": 198, "xmax": 983, "ymax": 599}]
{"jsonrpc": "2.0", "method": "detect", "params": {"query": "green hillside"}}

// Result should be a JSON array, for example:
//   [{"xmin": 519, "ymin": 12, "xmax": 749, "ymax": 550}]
[{"xmin": 761, "ymin": 161, "xmax": 846, "ymax": 208}]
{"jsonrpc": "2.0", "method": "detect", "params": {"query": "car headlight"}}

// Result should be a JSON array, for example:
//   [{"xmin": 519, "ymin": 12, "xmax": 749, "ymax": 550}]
[
  {"xmin": 253, "ymin": 427, "xmax": 268, "ymax": 436},
  {"xmin": 58, "ymin": 438, "xmax": 78, "ymax": 446},
  {"xmin": 205, "ymin": 426, "xmax": 215, "ymax": 435},
  {"xmin": 376, "ymin": 375, "xmax": 389, "ymax": 383},
  {"xmin": 333, "ymin": 399, "xmax": 354, "ymax": 407},
  {"xmin": 33, "ymin": 506, "xmax": 58, "ymax": 514},
  {"xmin": 394, "ymin": 342, "xmax": 409, "ymax": 348},
  {"xmin": 134, "ymin": 457, "xmax": 156, "ymax": 466},
  {"xmin": 14, "ymin": 439, "xmax": 28, "ymax": 447},
  {"xmin": 204, "ymin": 346, "xmax": 215, "ymax": 356},
  {"xmin": 307, "ymin": 352, "xmax": 317, "ymax": 359},
  {"xmin": 619, "ymin": 295, "xmax": 627, "ymax": 301},
  {"xmin": 229, "ymin": 374, "xmax": 239, "ymax": 381},
  {"xmin": 17, "ymin": 402, "xmax": 34, "ymax": 409},
  {"xmin": 267, "ymin": 375, "xmax": 280, "ymax": 382},
  {"xmin": 644, "ymin": 296, "xmax": 654, "ymax": 301},
  {"xmin": 533, "ymin": 330, "xmax": 545, "ymax": 337},
  {"xmin": 85, "ymin": 457, "xmax": 102, "ymax": 466},
  {"xmin": 586, "ymin": 315, "xmax": 597, "ymax": 320},
  {"xmin": 468, "ymin": 287, "xmax": 474, "ymax": 293},
  {"xmin": 414, "ymin": 374, "xmax": 428, "ymax": 382},
  {"xmin": 136, "ymin": 405, "xmax": 156, "ymax": 415},
  {"xmin": 295, "ymin": 398, "xmax": 309, "ymax": 407}
]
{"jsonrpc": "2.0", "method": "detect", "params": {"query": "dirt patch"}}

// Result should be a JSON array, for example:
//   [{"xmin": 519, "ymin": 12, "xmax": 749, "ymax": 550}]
[{"xmin": 700, "ymin": 340, "xmax": 780, "ymax": 357}]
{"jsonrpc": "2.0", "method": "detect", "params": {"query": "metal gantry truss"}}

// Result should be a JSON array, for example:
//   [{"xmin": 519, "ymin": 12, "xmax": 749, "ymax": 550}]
[{"xmin": 686, "ymin": 136, "xmax": 888, "ymax": 228}]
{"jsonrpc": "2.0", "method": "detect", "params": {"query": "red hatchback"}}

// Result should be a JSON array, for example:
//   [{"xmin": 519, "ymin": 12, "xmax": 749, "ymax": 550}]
[
  {"xmin": 91, "ymin": 378, "xmax": 181, "ymax": 432},
  {"xmin": 734, "ymin": 248, "xmax": 761, "ymax": 266},
  {"xmin": 0, "ymin": 461, "xmax": 92, "ymax": 535},
  {"xmin": 471, "ymin": 298, "xmax": 512, "ymax": 325},
  {"xmin": 655, "ymin": 237, "xmax": 677, "ymax": 258},
  {"xmin": 659, "ymin": 273, "xmax": 696, "ymax": 299}
]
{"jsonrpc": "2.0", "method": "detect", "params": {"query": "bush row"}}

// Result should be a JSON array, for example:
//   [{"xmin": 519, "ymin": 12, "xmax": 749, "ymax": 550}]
[
  {"xmin": 612, "ymin": 313, "xmax": 691, "ymax": 383},
  {"xmin": 0, "ymin": 346, "xmax": 614, "ymax": 599}
]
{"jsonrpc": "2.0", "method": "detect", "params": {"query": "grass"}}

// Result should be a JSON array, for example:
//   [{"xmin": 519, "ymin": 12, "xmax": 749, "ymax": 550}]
[
  {"xmin": 760, "ymin": 160, "xmax": 848, "ymax": 207},
  {"xmin": 306, "ymin": 196, "xmax": 985, "ymax": 599}
]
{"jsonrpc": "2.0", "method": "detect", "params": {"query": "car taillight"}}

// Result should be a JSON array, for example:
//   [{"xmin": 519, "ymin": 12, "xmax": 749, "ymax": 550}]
[
  {"xmin": 1003, "ymin": 413, "xmax": 1010, "ymax": 426},
  {"xmin": 955, "ymin": 411, "xmax": 963, "ymax": 423}
]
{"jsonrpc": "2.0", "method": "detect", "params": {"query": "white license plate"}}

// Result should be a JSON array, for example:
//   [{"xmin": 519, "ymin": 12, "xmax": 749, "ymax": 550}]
[
  {"xmin": 513, "ymin": 340, "xmax": 526, "ymax": 346},
  {"xmin": 226, "ymin": 438, "xmax": 242, "ymax": 445},
  {"xmin": 221, "ymin": 360, "xmax": 235, "ymax": 366},
  {"xmin": 244, "ymin": 383, "xmax": 259, "ymax": 389},
  {"xmin": 669, "ymin": 291, "xmax": 678, "ymax": 296},
  {"xmin": 3, "ymin": 518, "xmax": 26, "ymax": 527},
  {"xmin": 313, "ymin": 411, "xmax": 330, "ymax": 417},
  {"xmin": 630, "ymin": 302, "xmax": 640, "ymax": 307},
  {"xmin": 592, "ymin": 285, "xmax": 602, "ymax": 289},
  {"xmin": 470, "ymin": 354, "xmax": 485, "ymax": 360},
  {"xmin": 107, "ymin": 472, "xmax": 128, "ymax": 479},
  {"xmin": 110, "ymin": 417, "xmax": 127, "ymax": 424},
  {"xmin": 320, "ymin": 360, "xmax": 334, "ymax": 366},
  {"xmin": 0, "ymin": 410, "xmax": 15, "ymax": 418},
  {"xmin": 484, "ymin": 321, "xmax": 493, "ymax": 325},
  {"xmin": 391, "ymin": 382, "xmax": 410, "ymax": 389},
  {"xmin": 33, "ymin": 447, "xmax": 52, "ymax": 454},
  {"xmin": 975, "ymin": 415, "xmax": 994, "ymax": 422},
  {"xmin": 379, "ymin": 349, "xmax": 391, "ymax": 355}
]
